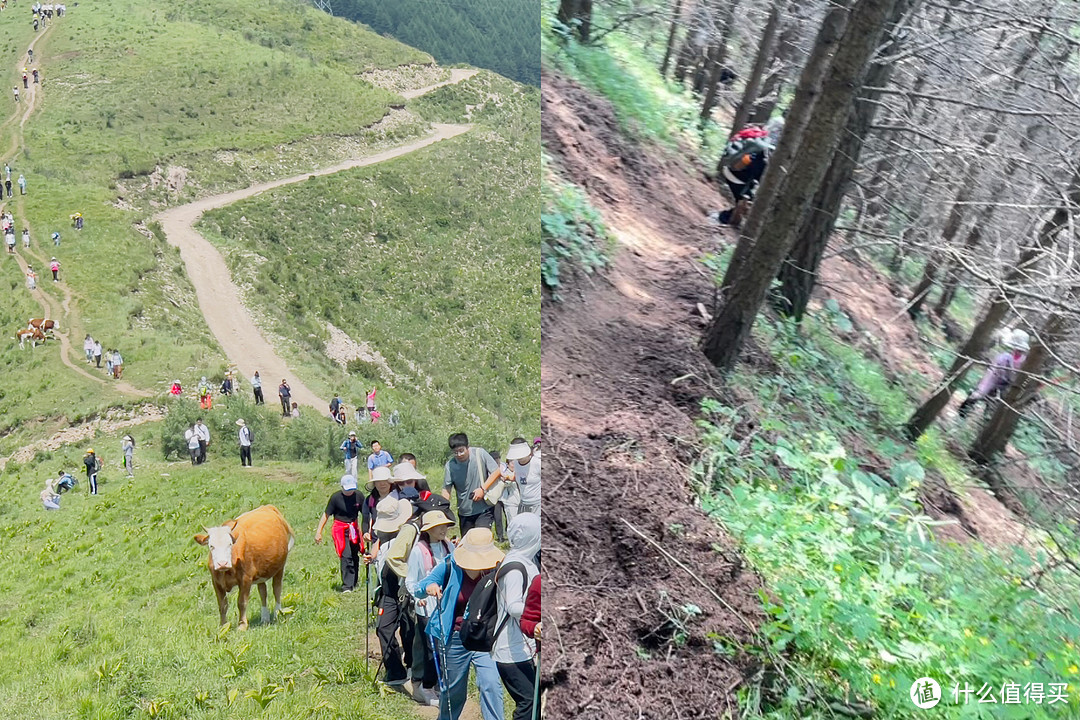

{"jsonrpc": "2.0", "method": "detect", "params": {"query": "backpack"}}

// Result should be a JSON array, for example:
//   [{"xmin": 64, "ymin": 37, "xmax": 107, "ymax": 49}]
[
  {"xmin": 719, "ymin": 126, "xmax": 772, "ymax": 172},
  {"xmin": 459, "ymin": 560, "xmax": 527, "ymax": 652},
  {"xmin": 416, "ymin": 494, "xmax": 455, "ymax": 524},
  {"xmin": 83, "ymin": 454, "xmax": 96, "ymax": 471}
]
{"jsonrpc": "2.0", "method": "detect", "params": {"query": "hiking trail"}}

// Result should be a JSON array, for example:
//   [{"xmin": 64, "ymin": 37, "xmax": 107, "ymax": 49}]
[{"xmin": 154, "ymin": 74, "xmax": 476, "ymax": 411}]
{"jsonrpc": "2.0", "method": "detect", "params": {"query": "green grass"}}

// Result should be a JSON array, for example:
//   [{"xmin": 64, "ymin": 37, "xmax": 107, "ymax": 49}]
[
  {"xmin": 195, "ymin": 71, "xmax": 540, "ymax": 461},
  {"xmin": 0, "ymin": 426, "xmax": 450, "ymax": 720},
  {"xmin": 541, "ymin": 154, "xmax": 612, "ymax": 293}
]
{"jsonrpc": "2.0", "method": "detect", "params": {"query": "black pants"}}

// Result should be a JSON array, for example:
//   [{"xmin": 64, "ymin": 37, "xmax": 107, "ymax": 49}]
[
  {"xmin": 340, "ymin": 539, "xmax": 359, "ymax": 590},
  {"xmin": 95, "ymin": 353, "xmax": 101, "ymax": 368},
  {"xmin": 253, "ymin": 387, "xmax": 263, "ymax": 404},
  {"xmin": 459, "ymin": 507, "xmax": 495, "ymax": 536},
  {"xmin": 280, "ymin": 396, "xmax": 290, "ymax": 416},
  {"xmin": 497, "ymin": 661, "xmax": 537, "ymax": 720},
  {"xmin": 376, "ymin": 569, "xmax": 408, "ymax": 683},
  {"xmin": 240, "ymin": 445, "xmax": 252, "ymax": 466},
  {"xmin": 51, "ymin": 270, "xmax": 57, "ymax": 281},
  {"xmin": 198, "ymin": 440, "xmax": 207, "ymax": 464},
  {"xmin": 86, "ymin": 470, "xmax": 98, "ymax": 495},
  {"xmin": 399, "ymin": 601, "xmax": 415, "ymax": 671},
  {"xmin": 494, "ymin": 502, "xmax": 507, "ymax": 542},
  {"xmin": 415, "ymin": 615, "xmax": 436, "ymax": 689},
  {"xmin": 189, "ymin": 448, "xmax": 199, "ymax": 465}
]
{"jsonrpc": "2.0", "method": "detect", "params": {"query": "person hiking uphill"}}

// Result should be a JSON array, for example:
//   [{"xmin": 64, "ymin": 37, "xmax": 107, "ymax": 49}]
[
  {"xmin": 315, "ymin": 474, "xmax": 364, "ymax": 592},
  {"xmin": 406, "ymin": 511, "xmax": 455, "ymax": 707},
  {"xmin": 958, "ymin": 328, "xmax": 1031, "ymax": 418},
  {"xmin": 493, "ymin": 513, "xmax": 541, "ymax": 720},
  {"xmin": 442, "ymin": 433, "xmax": 501, "ymax": 536},
  {"xmin": 715, "ymin": 117, "xmax": 784, "ymax": 228}
]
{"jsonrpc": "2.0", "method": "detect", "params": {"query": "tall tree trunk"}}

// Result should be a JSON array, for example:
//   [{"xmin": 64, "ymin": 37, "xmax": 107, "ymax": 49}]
[
  {"xmin": 660, "ymin": 0, "xmax": 686, "ymax": 77},
  {"xmin": 749, "ymin": 20, "xmax": 799, "ymax": 125},
  {"xmin": 903, "ymin": 165, "xmax": 1080, "ymax": 440},
  {"xmin": 726, "ymin": 0, "xmax": 785, "ymax": 137},
  {"xmin": 702, "ymin": 0, "xmax": 900, "ymax": 371},
  {"xmin": 969, "ymin": 312, "xmax": 1067, "ymax": 467},
  {"xmin": 699, "ymin": 0, "xmax": 738, "ymax": 119},
  {"xmin": 772, "ymin": 0, "xmax": 910, "ymax": 320}
]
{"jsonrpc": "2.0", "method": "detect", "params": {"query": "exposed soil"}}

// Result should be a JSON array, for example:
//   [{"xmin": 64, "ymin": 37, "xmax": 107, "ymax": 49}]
[{"xmin": 541, "ymin": 71, "xmax": 763, "ymax": 719}]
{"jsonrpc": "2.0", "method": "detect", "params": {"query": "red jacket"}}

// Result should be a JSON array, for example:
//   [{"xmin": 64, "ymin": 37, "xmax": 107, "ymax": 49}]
[{"xmin": 519, "ymin": 574, "xmax": 541, "ymax": 639}]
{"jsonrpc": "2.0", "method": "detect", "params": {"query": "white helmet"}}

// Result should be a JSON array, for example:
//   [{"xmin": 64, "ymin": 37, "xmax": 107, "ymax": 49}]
[{"xmin": 1006, "ymin": 329, "xmax": 1030, "ymax": 352}]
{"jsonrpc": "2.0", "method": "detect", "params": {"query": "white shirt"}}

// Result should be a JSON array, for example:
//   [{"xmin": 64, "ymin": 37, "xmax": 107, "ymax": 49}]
[
  {"xmin": 238, "ymin": 427, "xmax": 252, "ymax": 447},
  {"xmin": 493, "ymin": 558, "xmax": 538, "ymax": 664},
  {"xmin": 186, "ymin": 432, "xmax": 200, "ymax": 450},
  {"xmin": 406, "ymin": 540, "xmax": 451, "ymax": 618},
  {"xmin": 250, "ymin": 375, "xmax": 261, "ymax": 388},
  {"xmin": 195, "ymin": 423, "xmax": 210, "ymax": 443},
  {"xmin": 515, "ymin": 450, "xmax": 541, "ymax": 507}
]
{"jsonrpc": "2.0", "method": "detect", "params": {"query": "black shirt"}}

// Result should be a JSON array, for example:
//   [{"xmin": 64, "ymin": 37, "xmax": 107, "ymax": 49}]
[{"xmin": 325, "ymin": 490, "xmax": 364, "ymax": 522}]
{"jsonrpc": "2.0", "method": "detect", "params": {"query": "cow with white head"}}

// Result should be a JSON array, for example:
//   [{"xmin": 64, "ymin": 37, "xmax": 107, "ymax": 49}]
[{"xmin": 194, "ymin": 505, "xmax": 295, "ymax": 630}]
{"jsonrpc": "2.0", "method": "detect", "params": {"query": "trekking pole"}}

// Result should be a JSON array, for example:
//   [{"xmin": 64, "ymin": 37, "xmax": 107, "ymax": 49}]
[
  {"xmin": 431, "ymin": 594, "xmax": 451, "ymax": 717},
  {"xmin": 363, "ymin": 556, "xmax": 371, "ymax": 675}
]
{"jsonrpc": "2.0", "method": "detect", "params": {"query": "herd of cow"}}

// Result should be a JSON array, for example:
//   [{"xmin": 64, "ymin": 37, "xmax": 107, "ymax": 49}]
[{"xmin": 15, "ymin": 317, "xmax": 55, "ymax": 348}]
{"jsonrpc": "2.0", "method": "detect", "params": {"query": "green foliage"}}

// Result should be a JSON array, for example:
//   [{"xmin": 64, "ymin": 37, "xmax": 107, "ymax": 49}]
[
  {"xmin": 333, "ymin": 0, "xmax": 538, "ymax": 86},
  {"xmin": 541, "ymin": 158, "xmax": 612, "ymax": 293}
]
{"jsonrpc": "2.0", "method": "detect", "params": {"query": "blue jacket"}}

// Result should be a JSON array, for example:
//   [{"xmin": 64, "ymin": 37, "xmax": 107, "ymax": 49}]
[
  {"xmin": 340, "ymin": 439, "xmax": 363, "ymax": 459},
  {"xmin": 416, "ymin": 552, "xmax": 461, "ymax": 644}
]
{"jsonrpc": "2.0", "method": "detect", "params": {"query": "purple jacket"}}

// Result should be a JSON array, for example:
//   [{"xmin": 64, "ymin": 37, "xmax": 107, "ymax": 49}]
[{"xmin": 974, "ymin": 351, "xmax": 1023, "ymax": 398}]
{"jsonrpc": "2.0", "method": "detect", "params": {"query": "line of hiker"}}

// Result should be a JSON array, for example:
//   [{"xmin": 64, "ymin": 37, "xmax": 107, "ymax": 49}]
[
  {"xmin": 315, "ymin": 431, "xmax": 542, "ymax": 719},
  {"xmin": 328, "ymin": 386, "xmax": 401, "ymax": 426},
  {"xmin": 82, "ymin": 335, "xmax": 124, "ymax": 379}
]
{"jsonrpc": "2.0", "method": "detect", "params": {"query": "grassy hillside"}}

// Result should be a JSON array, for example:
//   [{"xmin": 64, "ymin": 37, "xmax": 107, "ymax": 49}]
[
  {"xmin": 0, "ymin": 0, "xmax": 436, "ymax": 454},
  {"xmin": 0, "ymin": 432, "xmax": 445, "ymax": 720},
  {"xmin": 196, "ymin": 72, "xmax": 541, "ymax": 460}
]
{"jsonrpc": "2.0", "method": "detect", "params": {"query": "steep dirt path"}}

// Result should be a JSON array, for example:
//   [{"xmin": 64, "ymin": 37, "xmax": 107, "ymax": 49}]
[
  {"xmin": 400, "ymin": 68, "xmax": 477, "ymax": 98},
  {"xmin": 541, "ymin": 72, "xmax": 762, "ymax": 719},
  {"xmin": 156, "ymin": 78, "xmax": 475, "ymax": 411}
]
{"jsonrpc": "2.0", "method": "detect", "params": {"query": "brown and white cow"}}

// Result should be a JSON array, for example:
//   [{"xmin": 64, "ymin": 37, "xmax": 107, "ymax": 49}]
[
  {"xmin": 28, "ymin": 318, "xmax": 56, "ymax": 335},
  {"xmin": 16, "ymin": 328, "xmax": 45, "ymax": 348},
  {"xmin": 194, "ymin": 505, "xmax": 295, "ymax": 630}
]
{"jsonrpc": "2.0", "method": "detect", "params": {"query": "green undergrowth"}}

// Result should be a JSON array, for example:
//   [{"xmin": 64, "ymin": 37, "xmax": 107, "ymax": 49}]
[
  {"xmin": 0, "ymin": 432, "xmax": 449, "ymax": 720},
  {"xmin": 692, "ymin": 312, "xmax": 1080, "ymax": 717},
  {"xmin": 195, "ymin": 73, "xmax": 539, "ymax": 460},
  {"xmin": 541, "ymin": 154, "xmax": 612, "ymax": 294}
]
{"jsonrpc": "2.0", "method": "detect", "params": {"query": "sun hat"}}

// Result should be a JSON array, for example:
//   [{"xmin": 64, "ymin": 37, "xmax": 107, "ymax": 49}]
[
  {"xmin": 340, "ymin": 474, "xmax": 358, "ymax": 491},
  {"xmin": 454, "ymin": 528, "xmax": 505, "ymax": 570},
  {"xmin": 1006, "ymin": 328, "xmax": 1030, "ymax": 352},
  {"xmin": 235, "ymin": 418, "xmax": 246, "ymax": 426},
  {"xmin": 506, "ymin": 442, "xmax": 531, "ymax": 461},
  {"xmin": 365, "ymin": 465, "xmax": 393, "ymax": 490},
  {"xmin": 348, "ymin": 430, "xmax": 356, "ymax": 437},
  {"xmin": 392, "ymin": 462, "xmax": 426, "ymax": 481},
  {"xmin": 373, "ymin": 496, "xmax": 411, "ymax": 533},
  {"xmin": 420, "ymin": 510, "xmax": 454, "ymax": 532}
]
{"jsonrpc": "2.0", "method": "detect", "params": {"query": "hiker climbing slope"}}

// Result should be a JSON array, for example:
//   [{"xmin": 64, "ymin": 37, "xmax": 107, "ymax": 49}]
[{"xmin": 958, "ymin": 328, "xmax": 1030, "ymax": 417}]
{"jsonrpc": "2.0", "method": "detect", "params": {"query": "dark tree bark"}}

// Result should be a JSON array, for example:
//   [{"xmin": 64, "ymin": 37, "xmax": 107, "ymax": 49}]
[
  {"xmin": 661, "ymin": 0, "xmax": 686, "ymax": 77},
  {"xmin": 726, "ymin": 0, "xmax": 785, "ymax": 137},
  {"xmin": 702, "ymin": 0, "xmax": 900, "ymax": 371},
  {"xmin": 772, "ymin": 0, "xmax": 911, "ymax": 320},
  {"xmin": 748, "ymin": 20, "xmax": 799, "ymax": 125},
  {"xmin": 969, "ymin": 312, "xmax": 1067, "ymax": 468},
  {"xmin": 699, "ymin": 0, "xmax": 739, "ymax": 118},
  {"xmin": 903, "ymin": 164, "xmax": 1080, "ymax": 440},
  {"xmin": 558, "ymin": 0, "xmax": 593, "ymax": 40}
]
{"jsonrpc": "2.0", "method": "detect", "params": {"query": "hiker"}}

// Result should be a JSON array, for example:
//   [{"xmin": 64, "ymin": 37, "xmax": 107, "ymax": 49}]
[
  {"xmin": 442, "ymin": 433, "xmax": 501, "ymax": 535},
  {"xmin": 21, "ymin": 73, "xmax": 27, "ymax": 89},
  {"xmin": 314, "ymin": 474, "xmax": 364, "ymax": 592},
  {"xmin": 41, "ymin": 478, "xmax": 60, "ymax": 510},
  {"xmin": 367, "ymin": 440, "xmax": 393, "ymax": 480},
  {"xmin": 50, "ymin": 257, "xmax": 58, "ymax": 281},
  {"xmin": 371, "ymin": 495, "xmax": 414, "ymax": 687},
  {"xmin": 493, "ymin": 513, "xmax": 541, "ymax": 720},
  {"xmin": 185, "ymin": 425, "xmax": 200, "ymax": 465},
  {"xmin": 340, "ymin": 430, "xmax": 363, "ymax": 479},
  {"xmin": 51, "ymin": 231, "xmax": 59, "ymax": 246},
  {"xmin": 366, "ymin": 386, "xmax": 377, "ymax": 415},
  {"xmin": 405, "ymin": 510, "xmax": 455, "ymax": 706},
  {"xmin": 25, "ymin": 265, "xmax": 35, "ymax": 290},
  {"xmin": 236, "ymin": 418, "xmax": 253, "ymax": 466},
  {"xmin": 27, "ymin": 48, "xmax": 33, "ymax": 63},
  {"xmin": 10, "ymin": 87, "xmax": 16, "ymax": 103},
  {"xmin": 31, "ymin": 69, "xmax": 38, "ymax": 84},
  {"xmin": 111, "ymin": 349, "xmax": 123, "ymax": 379},
  {"xmin": 220, "ymin": 374, "xmax": 233, "ymax": 396},
  {"xmin": 55, "ymin": 470, "xmax": 77, "ymax": 494},
  {"xmin": 393, "ymin": 461, "xmax": 431, "ymax": 501},
  {"xmin": 194, "ymin": 418, "xmax": 210, "ymax": 465},
  {"xmin": 487, "ymin": 451, "xmax": 512, "ymax": 543},
  {"xmin": 509, "ymin": 439, "xmax": 541, "ymax": 516},
  {"xmin": 362, "ymin": 465, "xmax": 398, "ymax": 542},
  {"xmin": 278, "ymin": 379, "xmax": 291, "ymax": 417},
  {"xmin": 335, "ymin": 406, "xmax": 347, "ymax": 424},
  {"xmin": 83, "ymin": 448, "xmax": 102, "ymax": 495},
  {"xmin": 291, "ymin": 402, "xmax": 300, "ymax": 419},
  {"xmin": 18, "ymin": 174, "xmax": 26, "ymax": 195},
  {"xmin": 5, "ymin": 179, "xmax": 12, "ymax": 197},
  {"xmin": 21, "ymin": 228, "xmax": 28, "ymax": 248},
  {"xmin": 5, "ymin": 232, "xmax": 12, "ymax": 253},
  {"xmin": 105, "ymin": 349, "xmax": 114, "ymax": 377},
  {"xmin": 32, "ymin": 18, "xmax": 36, "ymax": 30},
  {"xmin": 71, "ymin": 212, "xmax": 82, "ymax": 229},
  {"xmin": 416, "ymin": 527, "xmax": 506, "ymax": 720},
  {"xmin": 958, "ymin": 328, "xmax": 1031, "ymax": 418},
  {"xmin": 169, "ymin": 378, "xmax": 182, "ymax": 396},
  {"xmin": 251, "ymin": 370, "xmax": 264, "ymax": 404},
  {"xmin": 121, "ymin": 435, "xmax": 135, "ymax": 477},
  {"xmin": 715, "ymin": 118, "xmax": 784, "ymax": 228},
  {"xmin": 93, "ymin": 339, "xmax": 102, "ymax": 367},
  {"xmin": 197, "ymin": 376, "xmax": 211, "ymax": 410},
  {"xmin": 329, "ymin": 394, "xmax": 341, "ymax": 420}
]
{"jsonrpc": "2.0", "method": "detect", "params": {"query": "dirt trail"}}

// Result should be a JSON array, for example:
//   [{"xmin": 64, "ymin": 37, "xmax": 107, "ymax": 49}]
[
  {"xmin": 541, "ymin": 72, "xmax": 762, "ymax": 719},
  {"xmin": 156, "ymin": 79, "xmax": 474, "ymax": 411},
  {"xmin": 400, "ymin": 68, "xmax": 477, "ymax": 99}
]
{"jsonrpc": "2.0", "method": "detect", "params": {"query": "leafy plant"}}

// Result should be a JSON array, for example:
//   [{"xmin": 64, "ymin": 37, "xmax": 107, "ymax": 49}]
[{"xmin": 541, "ymin": 158, "xmax": 612, "ymax": 293}]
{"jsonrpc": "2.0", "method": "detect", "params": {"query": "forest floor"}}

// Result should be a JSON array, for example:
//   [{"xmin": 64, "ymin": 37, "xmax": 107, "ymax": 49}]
[{"xmin": 541, "ymin": 70, "xmax": 1035, "ymax": 717}]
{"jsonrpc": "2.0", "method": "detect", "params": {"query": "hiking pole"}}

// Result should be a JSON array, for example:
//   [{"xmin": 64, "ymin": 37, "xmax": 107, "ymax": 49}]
[
  {"xmin": 363, "ymin": 557, "xmax": 371, "ymax": 675},
  {"xmin": 431, "ymin": 594, "xmax": 451, "ymax": 717},
  {"xmin": 531, "ymin": 647, "xmax": 541, "ymax": 720}
]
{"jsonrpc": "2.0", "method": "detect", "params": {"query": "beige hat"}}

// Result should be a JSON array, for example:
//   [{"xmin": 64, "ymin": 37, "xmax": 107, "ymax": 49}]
[
  {"xmin": 373, "ymin": 496, "xmax": 412, "ymax": 533},
  {"xmin": 392, "ymin": 462, "xmax": 426, "ymax": 481},
  {"xmin": 235, "ymin": 418, "xmax": 246, "ymax": 426},
  {"xmin": 454, "ymin": 528, "xmax": 505, "ymax": 570},
  {"xmin": 505, "ymin": 443, "xmax": 531, "ymax": 461},
  {"xmin": 420, "ymin": 510, "xmax": 454, "ymax": 532},
  {"xmin": 365, "ymin": 464, "xmax": 394, "ymax": 490}
]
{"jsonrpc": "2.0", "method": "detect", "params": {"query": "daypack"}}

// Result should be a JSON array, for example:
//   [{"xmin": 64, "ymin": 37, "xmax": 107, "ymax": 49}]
[
  {"xmin": 719, "ymin": 126, "xmax": 772, "ymax": 172},
  {"xmin": 416, "ymin": 494, "xmax": 455, "ymax": 524},
  {"xmin": 459, "ymin": 560, "xmax": 527, "ymax": 652}
]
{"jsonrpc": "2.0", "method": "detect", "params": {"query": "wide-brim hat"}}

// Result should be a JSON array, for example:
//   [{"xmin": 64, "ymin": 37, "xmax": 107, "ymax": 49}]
[
  {"xmin": 506, "ymin": 443, "xmax": 531, "ymax": 461},
  {"xmin": 373, "ymin": 497, "xmax": 412, "ymax": 533},
  {"xmin": 366, "ymin": 465, "xmax": 393, "ymax": 489},
  {"xmin": 340, "ymin": 474, "xmax": 358, "ymax": 491},
  {"xmin": 348, "ymin": 430, "xmax": 357, "ymax": 437},
  {"xmin": 392, "ymin": 463, "xmax": 426, "ymax": 481},
  {"xmin": 455, "ymin": 528, "xmax": 505, "ymax": 570},
  {"xmin": 420, "ymin": 510, "xmax": 453, "ymax": 532},
  {"xmin": 235, "ymin": 419, "xmax": 246, "ymax": 426}
]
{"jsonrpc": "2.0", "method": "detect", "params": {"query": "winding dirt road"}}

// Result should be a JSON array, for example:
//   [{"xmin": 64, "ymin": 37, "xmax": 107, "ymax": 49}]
[{"xmin": 155, "ymin": 75, "xmax": 475, "ymax": 410}]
